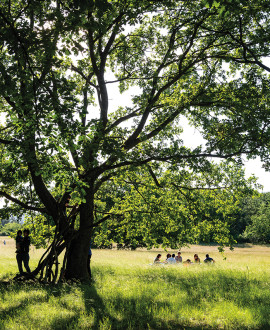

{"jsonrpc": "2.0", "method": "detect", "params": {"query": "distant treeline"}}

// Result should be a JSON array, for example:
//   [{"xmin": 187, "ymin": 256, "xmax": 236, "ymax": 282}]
[
  {"xmin": 233, "ymin": 192, "xmax": 270, "ymax": 244},
  {"xmin": 0, "ymin": 222, "xmax": 21, "ymax": 236}
]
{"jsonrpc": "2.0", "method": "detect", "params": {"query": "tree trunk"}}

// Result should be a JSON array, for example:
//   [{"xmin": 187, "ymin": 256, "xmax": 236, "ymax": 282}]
[
  {"xmin": 29, "ymin": 185, "xmax": 95, "ymax": 283},
  {"xmin": 64, "ymin": 186, "xmax": 94, "ymax": 281},
  {"xmin": 64, "ymin": 228, "xmax": 92, "ymax": 281}
]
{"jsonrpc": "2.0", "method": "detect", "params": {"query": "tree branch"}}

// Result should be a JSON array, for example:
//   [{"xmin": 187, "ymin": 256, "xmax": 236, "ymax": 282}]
[
  {"xmin": 94, "ymin": 171, "xmax": 118, "ymax": 193},
  {"xmin": 123, "ymin": 14, "xmax": 212, "ymax": 150},
  {"xmin": 0, "ymin": 190, "xmax": 47, "ymax": 213},
  {"xmin": 0, "ymin": 138, "xmax": 13, "ymax": 144},
  {"xmin": 105, "ymin": 107, "xmax": 142, "ymax": 133},
  {"xmin": 70, "ymin": 65, "xmax": 96, "ymax": 88},
  {"xmin": 91, "ymin": 215, "xmax": 111, "ymax": 227},
  {"xmin": 147, "ymin": 164, "xmax": 162, "ymax": 188},
  {"xmin": 171, "ymin": 183, "xmax": 228, "ymax": 191}
]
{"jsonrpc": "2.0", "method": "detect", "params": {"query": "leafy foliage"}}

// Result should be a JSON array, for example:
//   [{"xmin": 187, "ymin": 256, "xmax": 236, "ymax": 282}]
[
  {"xmin": 0, "ymin": 222, "xmax": 21, "ymax": 236},
  {"xmin": 240, "ymin": 193, "xmax": 270, "ymax": 243},
  {"xmin": 93, "ymin": 162, "xmax": 257, "ymax": 250}
]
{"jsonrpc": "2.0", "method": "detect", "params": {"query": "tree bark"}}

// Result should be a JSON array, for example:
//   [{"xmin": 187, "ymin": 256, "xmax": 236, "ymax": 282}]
[
  {"xmin": 64, "ymin": 228, "xmax": 92, "ymax": 281},
  {"xmin": 64, "ymin": 186, "xmax": 94, "ymax": 281}
]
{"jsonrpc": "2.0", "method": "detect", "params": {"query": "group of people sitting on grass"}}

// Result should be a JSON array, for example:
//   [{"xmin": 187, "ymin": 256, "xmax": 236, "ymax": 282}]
[{"xmin": 154, "ymin": 252, "xmax": 215, "ymax": 265}]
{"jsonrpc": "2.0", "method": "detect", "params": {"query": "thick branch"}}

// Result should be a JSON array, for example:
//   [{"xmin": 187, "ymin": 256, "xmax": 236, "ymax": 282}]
[
  {"xmin": 147, "ymin": 165, "xmax": 161, "ymax": 188},
  {"xmin": 0, "ymin": 190, "xmax": 47, "ymax": 213},
  {"xmin": 91, "ymin": 215, "xmax": 111, "ymax": 228},
  {"xmin": 102, "ymin": 149, "xmax": 250, "ymax": 172},
  {"xmin": 0, "ymin": 138, "xmax": 13, "ymax": 144},
  {"xmin": 105, "ymin": 107, "xmax": 142, "ymax": 133}
]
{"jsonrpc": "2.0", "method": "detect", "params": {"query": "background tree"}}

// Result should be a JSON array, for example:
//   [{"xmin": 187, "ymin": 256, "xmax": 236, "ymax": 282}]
[
  {"xmin": 1, "ymin": 0, "xmax": 270, "ymax": 281},
  {"xmin": 236, "ymin": 192, "xmax": 270, "ymax": 243},
  {"xmin": 242, "ymin": 204, "xmax": 270, "ymax": 244},
  {"xmin": 93, "ymin": 162, "xmax": 258, "ymax": 250},
  {"xmin": 0, "ymin": 222, "xmax": 21, "ymax": 236}
]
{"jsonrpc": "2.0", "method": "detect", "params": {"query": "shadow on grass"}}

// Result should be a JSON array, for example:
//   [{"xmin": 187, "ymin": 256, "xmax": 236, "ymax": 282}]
[
  {"xmin": 1, "ymin": 266, "xmax": 270, "ymax": 330},
  {"xmin": 80, "ymin": 283, "xmax": 215, "ymax": 330},
  {"xmin": 85, "ymin": 266, "xmax": 270, "ymax": 330},
  {"xmin": 0, "ymin": 289, "xmax": 47, "ymax": 320},
  {"xmin": 0, "ymin": 279, "xmax": 212, "ymax": 329}
]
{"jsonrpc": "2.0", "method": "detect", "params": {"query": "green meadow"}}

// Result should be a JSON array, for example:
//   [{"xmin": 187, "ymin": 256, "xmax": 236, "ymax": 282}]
[{"xmin": 0, "ymin": 237, "xmax": 270, "ymax": 329}]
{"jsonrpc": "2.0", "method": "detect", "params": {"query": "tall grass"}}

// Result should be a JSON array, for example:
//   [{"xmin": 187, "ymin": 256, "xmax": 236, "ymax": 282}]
[{"xmin": 0, "ymin": 237, "xmax": 270, "ymax": 329}]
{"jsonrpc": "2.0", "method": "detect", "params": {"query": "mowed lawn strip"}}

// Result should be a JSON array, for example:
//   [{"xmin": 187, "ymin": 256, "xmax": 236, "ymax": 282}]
[{"xmin": 0, "ymin": 237, "xmax": 270, "ymax": 329}]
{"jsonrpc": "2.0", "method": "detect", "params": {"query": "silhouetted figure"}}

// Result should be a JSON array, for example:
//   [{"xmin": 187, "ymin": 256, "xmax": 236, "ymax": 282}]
[
  {"xmin": 16, "ymin": 229, "xmax": 31, "ymax": 274},
  {"xmin": 204, "ymin": 254, "xmax": 215, "ymax": 264},
  {"xmin": 87, "ymin": 242, "xmax": 92, "ymax": 279},
  {"xmin": 15, "ymin": 230, "xmax": 23, "ymax": 273}
]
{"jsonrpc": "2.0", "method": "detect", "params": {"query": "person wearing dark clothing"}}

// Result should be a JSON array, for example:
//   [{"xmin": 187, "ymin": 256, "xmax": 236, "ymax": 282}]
[
  {"xmin": 16, "ymin": 230, "xmax": 24, "ymax": 273},
  {"xmin": 204, "ymin": 254, "xmax": 215, "ymax": 264},
  {"xmin": 17, "ymin": 229, "xmax": 31, "ymax": 274},
  {"xmin": 87, "ymin": 243, "xmax": 92, "ymax": 279},
  {"xmin": 63, "ymin": 195, "xmax": 71, "ymax": 218},
  {"xmin": 175, "ymin": 252, "xmax": 182, "ymax": 263},
  {"xmin": 15, "ymin": 230, "xmax": 23, "ymax": 252}
]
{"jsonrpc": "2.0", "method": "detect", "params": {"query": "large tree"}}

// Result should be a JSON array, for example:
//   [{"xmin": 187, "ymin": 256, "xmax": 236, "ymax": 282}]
[{"xmin": 1, "ymin": 0, "xmax": 270, "ymax": 281}]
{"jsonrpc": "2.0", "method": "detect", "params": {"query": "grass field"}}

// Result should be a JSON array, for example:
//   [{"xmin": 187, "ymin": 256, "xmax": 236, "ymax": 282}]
[{"xmin": 0, "ymin": 237, "xmax": 270, "ymax": 329}]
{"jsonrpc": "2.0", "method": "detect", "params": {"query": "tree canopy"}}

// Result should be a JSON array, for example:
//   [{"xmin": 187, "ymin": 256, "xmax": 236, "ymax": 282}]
[{"xmin": 1, "ymin": 0, "xmax": 270, "ymax": 281}]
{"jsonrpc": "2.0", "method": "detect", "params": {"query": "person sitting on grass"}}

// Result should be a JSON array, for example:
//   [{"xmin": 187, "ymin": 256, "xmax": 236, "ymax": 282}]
[
  {"xmin": 154, "ymin": 254, "xmax": 162, "ymax": 264},
  {"xmin": 204, "ymin": 254, "xmax": 215, "ymax": 264},
  {"xmin": 194, "ymin": 254, "xmax": 200, "ymax": 263},
  {"xmin": 165, "ymin": 253, "xmax": 171, "ymax": 262},
  {"xmin": 183, "ymin": 259, "xmax": 192, "ymax": 266},
  {"xmin": 167, "ymin": 253, "xmax": 176, "ymax": 264},
  {"xmin": 175, "ymin": 251, "xmax": 182, "ymax": 263}
]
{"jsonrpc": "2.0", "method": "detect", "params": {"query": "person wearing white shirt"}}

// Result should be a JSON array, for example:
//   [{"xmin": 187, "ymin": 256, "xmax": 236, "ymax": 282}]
[{"xmin": 167, "ymin": 253, "xmax": 176, "ymax": 264}]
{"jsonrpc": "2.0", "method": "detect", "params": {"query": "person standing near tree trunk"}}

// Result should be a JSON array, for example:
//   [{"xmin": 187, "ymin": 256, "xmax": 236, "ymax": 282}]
[
  {"xmin": 15, "ymin": 230, "xmax": 23, "ymax": 274},
  {"xmin": 17, "ymin": 229, "xmax": 31, "ymax": 274},
  {"xmin": 87, "ymin": 242, "xmax": 92, "ymax": 279}
]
